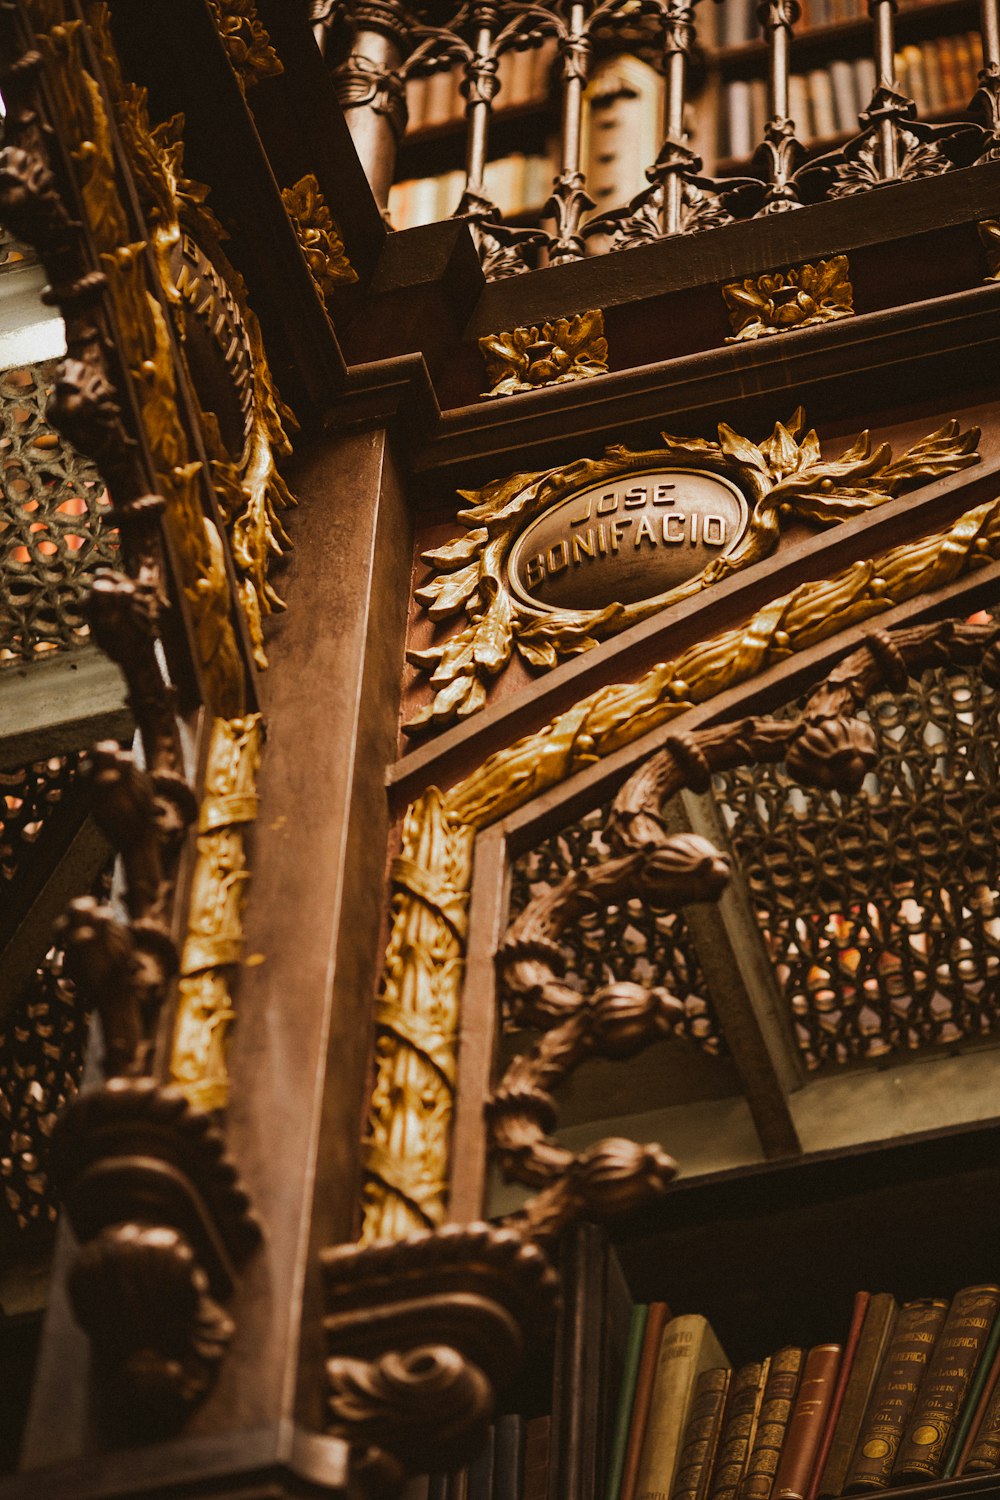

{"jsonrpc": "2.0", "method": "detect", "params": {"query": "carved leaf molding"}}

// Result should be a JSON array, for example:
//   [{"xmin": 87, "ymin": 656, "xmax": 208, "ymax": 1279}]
[{"xmin": 405, "ymin": 410, "xmax": 980, "ymax": 734}]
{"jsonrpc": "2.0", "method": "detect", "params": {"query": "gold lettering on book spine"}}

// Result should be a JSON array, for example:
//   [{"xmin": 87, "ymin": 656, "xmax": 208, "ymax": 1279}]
[
  {"xmin": 171, "ymin": 714, "xmax": 264, "ymax": 1112},
  {"xmin": 362, "ymin": 492, "xmax": 1000, "ymax": 1241}
]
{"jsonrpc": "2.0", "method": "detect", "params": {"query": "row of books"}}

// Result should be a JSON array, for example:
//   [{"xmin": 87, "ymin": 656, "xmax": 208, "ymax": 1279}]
[
  {"xmin": 405, "ymin": 40, "xmax": 558, "ymax": 133},
  {"xmin": 718, "ymin": 32, "xmax": 981, "ymax": 159},
  {"xmin": 387, "ymin": 152, "xmax": 556, "ymax": 230},
  {"xmin": 413, "ymin": 1415, "xmax": 550, "ymax": 1500},
  {"xmin": 607, "ymin": 1284, "xmax": 1000, "ymax": 1500},
  {"xmin": 708, "ymin": 0, "xmax": 972, "ymax": 46}
]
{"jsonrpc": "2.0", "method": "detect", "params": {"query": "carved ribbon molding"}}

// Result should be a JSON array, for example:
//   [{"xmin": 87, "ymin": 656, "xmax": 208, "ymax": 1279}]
[
  {"xmin": 0, "ymin": 0, "xmax": 276, "ymax": 1429},
  {"xmin": 364, "ymin": 487, "xmax": 1000, "ymax": 1243},
  {"xmin": 406, "ymin": 410, "xmax": 980, "ymax": 735},
  {"xmin": 490, "ymin": 619, "xmax": 1000, "ymax": 1241}
]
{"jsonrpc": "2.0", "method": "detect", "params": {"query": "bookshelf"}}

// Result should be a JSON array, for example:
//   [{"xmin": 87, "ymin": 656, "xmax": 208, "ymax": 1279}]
[{"xmin": 386, "ymin": 0, "xmax": 989, "ymax": 233}]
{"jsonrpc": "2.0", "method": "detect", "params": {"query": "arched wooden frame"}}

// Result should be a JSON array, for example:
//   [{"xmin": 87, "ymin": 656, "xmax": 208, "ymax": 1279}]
[{"xmin": 445, "ymin": 561, "xmax": 1000, "ymax": 1227}]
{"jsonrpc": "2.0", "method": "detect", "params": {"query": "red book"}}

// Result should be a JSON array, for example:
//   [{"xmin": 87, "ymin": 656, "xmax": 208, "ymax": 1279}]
[
  {"xmin": 773, "ymin": 1346, "xmax": 843, "ymax": 1500},
  {"xmin": 620, "ymin": 1302, "xmax": 672, "ymax": 1500},
  {"xmin": 806, "ymin": 1294, "xmax": 871, "ymax": 1500}
]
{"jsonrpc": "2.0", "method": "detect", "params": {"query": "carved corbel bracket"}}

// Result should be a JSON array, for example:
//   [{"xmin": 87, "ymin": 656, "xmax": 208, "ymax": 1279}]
[
  {"xmin": 323, "ymin": 1223, "xmax": 559, "ymax": 1484},
  {"xmin": 49, "ymin": 1078, "xmax": 260, "ymax": 1431}
]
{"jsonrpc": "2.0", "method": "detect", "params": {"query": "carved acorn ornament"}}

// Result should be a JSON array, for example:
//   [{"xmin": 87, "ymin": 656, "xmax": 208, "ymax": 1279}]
[{"xmin": 786, "ymin": 715, "xmax": 879, "ymax": 791}]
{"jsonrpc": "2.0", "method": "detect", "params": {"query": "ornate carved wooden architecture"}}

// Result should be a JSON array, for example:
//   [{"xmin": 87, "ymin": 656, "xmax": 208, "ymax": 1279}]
[{"xmin": 1, "ymin": 0, "xmax": 999, "ymax": 1495}]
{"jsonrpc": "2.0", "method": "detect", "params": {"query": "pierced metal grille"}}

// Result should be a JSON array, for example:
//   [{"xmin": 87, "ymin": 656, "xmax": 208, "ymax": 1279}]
[
  {"xmin": 0, "ymin": 361, "xmax": 116, "ymax": 666},
  {"xmin": 1, "ymin": 754, "xmax": 82, "ymax": 890},
  {"xmin": 0, "ymin": 949, "xmax": 89, "ymax": 1239},
  {"xmin": 509, "ymin": 803, "xmax": 727, "ymax": 1052},
  {"xmin": 716, "ymin": 665, "xmax": 1000, "ymax": 1072}
]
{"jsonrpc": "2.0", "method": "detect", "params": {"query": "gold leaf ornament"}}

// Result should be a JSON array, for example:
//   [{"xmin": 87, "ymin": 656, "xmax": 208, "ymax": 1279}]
[
  {"xmin": 281, "ymin": 173, "xmax": 358, "ymax": 305},
  {"xmin": 405, "ymin": 410, "xmax": 980, "ymax": 734},
  {"xmin": 479, "ymin": 310, "xmax": 609, "ymax": 397},
  {"xmin": 723, "ymin": 255, "xmax": 854, "ymax": 342}
]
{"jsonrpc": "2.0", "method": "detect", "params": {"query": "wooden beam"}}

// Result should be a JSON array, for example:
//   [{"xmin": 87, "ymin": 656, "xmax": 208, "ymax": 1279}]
[{"xmin": 0, "ymin": 647, "xmax": 132, "ymax": 770}]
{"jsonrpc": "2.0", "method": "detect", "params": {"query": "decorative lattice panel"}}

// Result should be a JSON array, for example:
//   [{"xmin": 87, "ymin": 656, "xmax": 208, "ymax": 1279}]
[
  {"xmin": 0, "ymin": 361, "xmax": 116, "ymax": 665},
  {"xmin": 1, "ymin": 753, "xmax": 81, "ymax": 890},
  {"xmin": 509, "ymin": 804, "xmax": 726, "ymax": 1053},
  {"xmin": 716, "ymin": 664, "xmax": 1000, "ymax": 1072},
  {"xmin": 0, "ymin": 948, "xmax": 89, "ymax": 1239}
]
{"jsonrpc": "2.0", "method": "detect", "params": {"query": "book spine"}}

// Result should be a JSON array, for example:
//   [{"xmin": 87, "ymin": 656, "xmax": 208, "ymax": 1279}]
[
  {"xmin": 493, "ymin": 1415, "xmax": 526, "ymax": 1500},
  {"xmin": 672, "ymin": 1369, "xmax": 733, "ymax": 1500},
  {"xmin": 808, "ymin": 1296, "xmax": 870, "ymax": 1500},
  {"xmin": 818, "ymin": 1295, "xmax": 898, "ymax": 1500},
  {"xmin": 636, "ymin": 1316, "xmax": 731, "ymax": 1500},
  {"xmin": 945, "ymin": 1298, "xmax": 1000, "ymax": 1477},
  {"xmin": 772, "ymin": 1345, "xmax": 842, "ymax": 1500},
  {"xmin": 738, "ymin": 1348, "xmax": 805, "ymax": 1500},
  {"xmin": 606, "ymin": 1306, "xmax": 651, "ymax": 1500},
  {"xmin": 894, "ymin": 1285, "xmax": 1000, "ymax": 1481},
  {"xmin": 709, "ymin": 1361, "xmax": 769, "ymax": 1500},
  {"xmin": 620, "ymin": 1305, "xmax": 672, "ymax": 1500},
  {"xmin": 843, "ymin": 1299, "xmax": 949, "ymax": 1491},
  {"xmin": 954, "ymin": 1347, "xmax": 1000, "ymax": 1475},
  {"xmin": 963, "ymin": 1354, "xmax": 1000, "ymax": 1473},
  {"xmin": 523, "ymin": 1416, "xmax": 551, "ymax": 1500}
]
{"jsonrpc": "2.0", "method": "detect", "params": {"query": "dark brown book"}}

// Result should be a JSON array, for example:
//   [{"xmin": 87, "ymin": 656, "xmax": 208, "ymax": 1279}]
[
  {"xmin": 955, "ymin": 1345, "xmax": 1000, "ymax": 1473},
  {"xmin": 738, "ymin": 1348, "xmax": 804, "ymax": 1500},
  {"xmin": 962, "ymin": 1347, "xmax": 1000, "ymax": 1473},
  {"xmin": 672, "ymin": 1369, "xmax": 733, "ymax": 1500},
  {"xmin": 817, "ymin": 1295, "xmax": 897, "ymax": 1499},
  {"xmin": 708, "ymin": 1360, "xmax": 769, "ymax": 1500},
  {"xmin": 808, "ymin": 1294, "xmax": 870, "ymax": 1500},
  {"xmin": 843, "ymin": 1299, "xmax": 949, "ymax": 1491},
  {"xmin": 523, "ymin": 1416, "xmax": 551, "ymax": 1500},
  {"xmin": 772, "ymin": 1345, "xmax": 842, "ymax": 1500},
  {"xmin": 620, "ymin": 1303, "xmax": 671, "ymax": 1500},
  {"xmin": 894, "ymin": 1284, "xmax": 1000, "ymax": 1482}
]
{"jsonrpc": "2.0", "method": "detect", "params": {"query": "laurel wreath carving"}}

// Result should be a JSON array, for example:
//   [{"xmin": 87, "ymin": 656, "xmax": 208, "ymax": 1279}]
[{"xmin": 406, "ymin": 410, "xmax": 980, "ymax": 735}]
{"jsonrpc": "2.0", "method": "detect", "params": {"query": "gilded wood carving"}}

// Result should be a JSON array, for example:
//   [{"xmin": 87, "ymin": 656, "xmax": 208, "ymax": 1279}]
[
  {"xmin": 479, "ymin": 309, "xmax": 608, "ymax": 396},
  {"xmin": 363, "ymin": 490, "xmax": 1000, "ymax": 1242},
  {"xmin": 406, "ymin": 412, "xmax": 979, "ymax": 735},
  {"xmin": 206, "ymin": 0, "xmax": 284, "ymax": 92},
  {"xmin": 492, "ymin": 624, "xmax": 1000, "ymax": 1241},
  {"xmin": 171, "ymin": 714, "xmax": 264, "ymax": 1112},
  {"xmin": 91, "ymin": 6, "xmax": 297, "ymax": 670},
  {"xmin": 722, "ymin": 255, "xmax": 854, "ymax": 341},
  {"xmin": 980, "ymin": 219, "xmax": 1000, "ymax": 281},
  {"xmin": 281, "ymin": 172, "xmax": 358, "ymax": 306}
]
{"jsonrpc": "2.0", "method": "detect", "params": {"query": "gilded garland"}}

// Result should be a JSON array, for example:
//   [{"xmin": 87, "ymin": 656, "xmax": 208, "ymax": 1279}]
[
  {"xmin": 364, "ymin": 488, "xmax": 1000, "ymax": 1243},
  {"xmin": 406, "ymin": 411, "xmax": 980, "ymax": 735}
]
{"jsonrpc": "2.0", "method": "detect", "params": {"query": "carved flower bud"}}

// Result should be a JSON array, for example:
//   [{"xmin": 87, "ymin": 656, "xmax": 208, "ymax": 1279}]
[
  {"xmin": 786, "ymin": 715, "xmax": 877, "ymax": 792},
  {"xmin": 639, "ymin": 834, "xmax": 730, "ymax": 905},
  {"xmin": 571, "ymin": 1137, "xmax": 678, "ymax": 1217},
  {"xmin": 589, "ymin": 983, "xmax": 684, "ymax": 1058}
]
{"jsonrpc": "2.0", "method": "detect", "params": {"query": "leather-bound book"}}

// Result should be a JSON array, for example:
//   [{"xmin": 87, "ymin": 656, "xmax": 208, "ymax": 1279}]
[
  {"xmin": 708, "ymin": 1360, "xmax": 769, "ymax": 1500},
  {"xmin": 961, "ymin": 1349, "xmax": 1000, "ymax": 1473},
  {"xmin": 954, "ymin": 1346, "xmax": 1000, "ymax": 1474},
  {"xmin": 772, "ymin": 1345, "xmax": 842, "ymax": 1500},
  {"xmin": 671, "ymin": 1368, "xmax": 732, "ymax": 1500},
  {"xmin": 844, "ymin": 1299, "xmax": 948, "ymax": 1491},
  {"xmin": 807, "ymin": 1295, "xmax": 870, "ymax": 1500},
  {"xmin": 817, "ymin": 1295, "xmax": 897, "ymax": 1499},
  {"xmin": 636, "ymin": 1316, "xmax": 730, "ymax": 1500},
  {"xmin": 945, "ymin": 1307, "xmax": 1000, "ymax": 1476},
  {"xmin": 894, "ymin": 1285, "xmax": 1000, "ymax": 1482},
  {"xmin": 738, "ymin": 1348, "xmax": 804, "ymax": 1500}
]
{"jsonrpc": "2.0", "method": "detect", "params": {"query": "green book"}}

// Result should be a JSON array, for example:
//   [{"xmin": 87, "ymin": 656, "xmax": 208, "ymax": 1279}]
[
  {"xmin": 942, "ymin": 1296, "xmax": 1000, "ymax": 1476},
  {"xmin": 607, "ymin": 1304, "xmax": 651, "ymax": 1500}
]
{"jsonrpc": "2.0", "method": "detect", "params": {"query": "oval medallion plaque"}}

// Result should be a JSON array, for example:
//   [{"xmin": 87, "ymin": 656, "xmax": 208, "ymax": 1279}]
[{"xmin": 507, "ymin": 467, "xmax": 750, "ymax": 612}]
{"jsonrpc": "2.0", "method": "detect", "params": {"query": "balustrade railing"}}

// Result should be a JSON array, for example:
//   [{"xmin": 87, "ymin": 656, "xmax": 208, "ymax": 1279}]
[{"xmin": 312, "ymin": 0, "xmax": 1000, "ymax": 277}]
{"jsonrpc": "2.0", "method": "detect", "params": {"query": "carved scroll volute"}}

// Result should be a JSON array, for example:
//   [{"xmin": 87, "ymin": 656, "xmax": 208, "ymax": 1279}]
[
  {"xmin": 0, "ymin": 3, "xmax": 263, "ymax": 1432},
  {"xmin": 490, "ymin": 620, "xmax": 1000, "ymax": 1244},
  {"xmin": 323, "ymin": 1223, "xmax": 559, "ymax": 1484}
]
